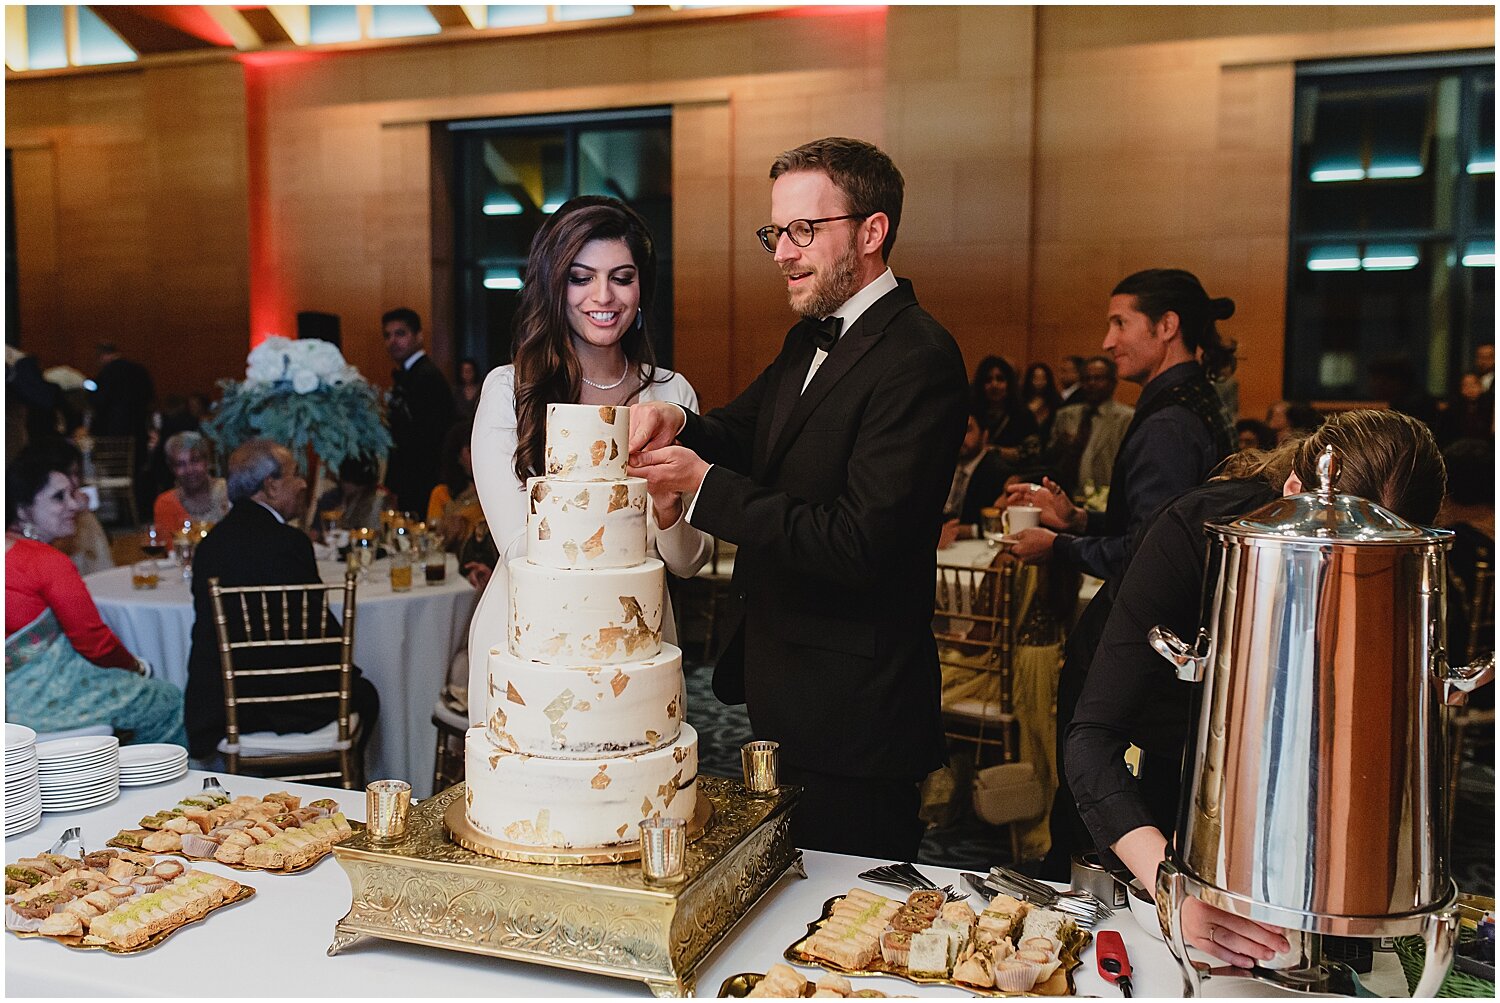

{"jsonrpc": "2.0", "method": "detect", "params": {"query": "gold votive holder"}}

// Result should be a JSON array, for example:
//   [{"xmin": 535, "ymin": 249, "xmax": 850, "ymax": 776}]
[
  {"xmin": 366, "ymin": 780, "xmax": 412, "ymax": 842},
  {"xmin": 741, "ymin": 740, "xmax": 780, "ymax": 796},
  {"xmin": 639, "ymin": 816, "xmax": 687, "ymax": 884}
]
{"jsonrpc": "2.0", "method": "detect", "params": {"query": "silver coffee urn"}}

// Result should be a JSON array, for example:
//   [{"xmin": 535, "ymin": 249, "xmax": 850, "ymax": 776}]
[{"xmin": 1149, "ymin": 447, "xmax": 1493, "ymax": 996}]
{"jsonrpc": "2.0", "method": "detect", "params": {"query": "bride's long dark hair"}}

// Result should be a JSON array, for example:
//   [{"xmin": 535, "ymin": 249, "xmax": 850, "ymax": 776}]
[{"xmin": 511, "ymin": 196, "xmax": 665, "ymax": 483}]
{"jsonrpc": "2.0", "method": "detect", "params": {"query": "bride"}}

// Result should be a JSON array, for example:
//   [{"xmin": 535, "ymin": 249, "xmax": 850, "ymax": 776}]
[{"xmin": 465, "ymin": 196, "xmax": 711, "ymax": 714}]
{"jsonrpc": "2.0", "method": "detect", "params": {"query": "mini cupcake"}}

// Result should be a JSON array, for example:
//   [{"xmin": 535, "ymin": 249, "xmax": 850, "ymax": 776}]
[
  {"xmin": 992, "ymin": 959, "xmax": 1042, "ymax": 992},
  {"xmin": 906, "ymin": 889, "xmax": 946, "ymax": 916},
  {"xmin": 881, "ymin": 929, "xmax": 913, "ymax": 967},
  {"xmin": 1015, "ymin": 949, "xmax": 1060, "ymax": 982}
]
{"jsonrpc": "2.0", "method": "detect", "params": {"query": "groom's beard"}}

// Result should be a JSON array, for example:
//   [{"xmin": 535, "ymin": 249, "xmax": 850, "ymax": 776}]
[{"xmin": 786, "ymin": 233, "xmax": 862, "ymax": 321}]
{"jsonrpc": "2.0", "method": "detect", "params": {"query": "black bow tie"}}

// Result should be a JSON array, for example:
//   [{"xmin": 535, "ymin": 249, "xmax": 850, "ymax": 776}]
[{"xmin": 798, "ymin": 315, "xmax": 843, "ymax": 352}]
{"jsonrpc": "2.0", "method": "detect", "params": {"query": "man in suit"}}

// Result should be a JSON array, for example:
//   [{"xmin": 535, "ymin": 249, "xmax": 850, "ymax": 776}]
[
  {"xmin": 185, "ymin": 438, "xmax": 379, "ymax": 764},
  {"xmin": 382, "ymin": 307, "xmax": 456, "ymax": 512},
  {"xmin": 1045, "ymin": 356, "xmax": 1134, "ymax": 499},
  {"xmin": 937, "ymin": 409, "xmax": 1010, "ymax": 549},
  {"xmin": 628, "ymin": 137, "xmax": 970, "ymax": 860}
]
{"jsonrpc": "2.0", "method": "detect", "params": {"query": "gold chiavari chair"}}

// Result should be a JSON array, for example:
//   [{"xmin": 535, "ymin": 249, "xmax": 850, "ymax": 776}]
[
  {"xmin": 1446, "ymin": 555, "xmax": 1494, "ymax": 843},
  {"xmin": 207, "ymin": 572, "xmax": 362, "ymax": 788}
]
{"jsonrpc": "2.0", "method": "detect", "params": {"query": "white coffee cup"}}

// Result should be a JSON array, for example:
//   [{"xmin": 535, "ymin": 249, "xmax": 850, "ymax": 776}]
[{"xmin": 1003, "ymin": 506, "xmax": 1041, "ymax": 534}]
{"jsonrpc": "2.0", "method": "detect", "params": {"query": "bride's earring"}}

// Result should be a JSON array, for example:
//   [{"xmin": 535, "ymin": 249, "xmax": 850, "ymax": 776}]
[{"xmin": 635, "ymin": 309, "xmax": 644, "ymax": 332}]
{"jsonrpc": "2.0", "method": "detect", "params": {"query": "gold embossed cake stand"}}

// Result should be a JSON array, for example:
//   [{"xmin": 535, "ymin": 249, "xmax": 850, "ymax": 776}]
[{"xmin": 328, "ymin": 776, "xmax": 803, "ymax": 997}]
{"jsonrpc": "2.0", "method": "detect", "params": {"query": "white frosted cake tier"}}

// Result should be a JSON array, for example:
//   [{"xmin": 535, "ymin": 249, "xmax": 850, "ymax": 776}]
[
  {"xmin": 485, "ymin": 643, "xmax": 685, "ymax": 758},
  {"xmin": 463, "ymin": 723, "xmax": 699, "ymax": 847},
  {"xmin": 525, "ymin": 476, "xmax": 647, "ymax": 569},
  {"xmin": 509, "ymin": 557, "xmax": 664, "ymax": 665},
  {"xmin": 544, "ymin": 402, "xmax": 630, "ymax": 482}
]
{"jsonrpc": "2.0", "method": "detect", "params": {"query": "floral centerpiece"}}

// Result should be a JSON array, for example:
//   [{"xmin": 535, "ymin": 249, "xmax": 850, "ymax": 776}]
[{"xmin": 206, "ymin": 336, "xmax": 391, "ymax": 482}]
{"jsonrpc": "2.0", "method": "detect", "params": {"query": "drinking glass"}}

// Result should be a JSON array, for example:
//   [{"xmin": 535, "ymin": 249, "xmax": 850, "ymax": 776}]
[
  {"xmin": 389, "ymin": 550, "xmax": 414, "ymax": 592},
  {"xmin": 141, "ymin": 524, "xmax": 166, "ymax": 559},
  {"xmin": 131, "ymin": 560, "xmax": 160, "ymax": 590},
  {"xmin": 352, "ymin": 528, "xmax": 376, "ymax": 581},
  {"xmin": 980, "ymin": 507, "xmax": 1005, "ymax": 549}
]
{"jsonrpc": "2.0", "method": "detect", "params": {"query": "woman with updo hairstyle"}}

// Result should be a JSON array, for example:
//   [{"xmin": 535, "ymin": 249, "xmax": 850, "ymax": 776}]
[
  {"xmin": 6, "ymin": 441, "xmax": 188, "ymax": 745},
  {"xmin": 1068, "ymin": 409, "xmax": 1453, "ymax": 971},
  {"xmin": 465, "ymin": 196, "xmax": 711, "ymax": 718}
]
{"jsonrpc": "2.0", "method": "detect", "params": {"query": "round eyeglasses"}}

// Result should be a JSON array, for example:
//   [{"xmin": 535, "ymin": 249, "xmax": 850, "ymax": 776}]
[{"xmin": 756, "ymin": 214, "xmax": 870, "ymax": 253}]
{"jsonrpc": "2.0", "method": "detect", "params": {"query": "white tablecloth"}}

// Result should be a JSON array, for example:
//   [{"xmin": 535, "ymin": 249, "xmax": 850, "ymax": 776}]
[
  {"xmin": 0, "ymin": 771, "xmax": 1279, "ymax": 999},
  {"xmin": 86, "ymin": 559, "xmax": 477, "ymax": 795}
]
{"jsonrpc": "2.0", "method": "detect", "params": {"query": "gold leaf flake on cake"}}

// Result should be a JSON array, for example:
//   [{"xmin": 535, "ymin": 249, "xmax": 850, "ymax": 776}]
[
  {"xmin": 543, "ymin": 689, "xmax": 575, "ymax": 722},
  {"xmin": 673, "ymin": 746, "xmax": 689, "ymax": 764},
  {"xmin": 541, "ymin": 633, "xmax": 570, "ymax": 657},
  {"xmin": 503, "ymin": 809, "xmax": 559, "ymax": 844},
  {"xmin": 591, "ymin": 766, "xmax": 612, "ymax": 790},
  {"xmin": 610, "ymin": 669, "xmax": 630, "ymax": 696},
  {"xmin": 593, "ymin": 626, "xmax": 624, "ymax": 659},
  {"xmin": 536, "ymin": 517, "xmax": 551, "ymax": 540},
  {"xmin": 562, "ymin": 540, "xmax": 580, "ymax": 564},
  {"xmin": 590, "ymin": 439, "xmax": 607, "ymax": 467},
  {"xmin": 608, "ymin": 484, "xmax": 630, "ymax": 512},
  {"xmin": 547, "ymin": 452, "xmax": 578, "ymax": 477},
  {"xmin": 616, "ymin": 823, "xmax": 629, "ymax": 839},
  {"xmin": 576, "ymin": 700, "xmax": 591, "ymax": 712},
  {"xmin": 619, "ymin": 596, "xmax": 647, "ymax": 627},
  {"xmin": 571, "ymin": 489, "xmax": 590, "ymax": 510},
  {"xmin": 466, "ymin": 787, "xmax": 473, "ymax": 807},
  {"xmin": 641, "ymin": 797, "xmax": 652, "ymax": 817},
  {"xmin": 645, "ymin": 729, "xmax": 660, "ymax": 745},
  {"xmin": 531, "ymin": 481, "xmax": 551, "ymax": 504},
  {"xmin": 506, "ymin": 681, "xmax": 526, "ymax": 706},
  {"xmin": 609, "ymin": 440, "xmax": 619, "ymax": 461},
  {"xmin": 582, "ymin": 526, "xmax": 606, "ymax": 560},
  {"xmin": 665, "ymin": 695, "xmax": 679, "ymax": 719},
  {"xmin": 598, "ymin": 406, "xmax": 616, "ymax": 424},
  {"xmin": 659, "ymin": 771, "xmax": 683, "ymax": 808}
]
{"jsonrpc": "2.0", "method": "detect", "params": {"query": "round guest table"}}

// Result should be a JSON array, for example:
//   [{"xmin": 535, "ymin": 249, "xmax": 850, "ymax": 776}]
[
  {"xmin": 85, "ymin": 559, "xmax": 477, "ymax": 796},
  {"xmin": 4, "ymin": 770, "xmax": 1327, "ymax": 999}
]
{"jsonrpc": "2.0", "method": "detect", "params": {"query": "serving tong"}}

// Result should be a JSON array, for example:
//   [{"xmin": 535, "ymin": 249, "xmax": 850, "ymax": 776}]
[
  {"xmin": 857, "ymin": 861, "xmax": 967, "ymax": 903},
  {"xmin": 960, "ymin": 868, "xmax": 1112, "ymax": 929},
  {"xmin": 47, "ymin": 826, "xmax": 84, "ymax": 856}
]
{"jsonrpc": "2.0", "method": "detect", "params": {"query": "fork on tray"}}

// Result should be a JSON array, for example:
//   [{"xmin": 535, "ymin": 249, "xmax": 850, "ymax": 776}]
[{"xmin": 857, "ymin": 861, "xmax": 968, "ymax": 903}]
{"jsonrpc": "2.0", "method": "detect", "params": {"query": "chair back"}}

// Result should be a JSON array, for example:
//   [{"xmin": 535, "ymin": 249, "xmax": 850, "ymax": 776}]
[
  {"xmin": 206, "ymin": 572, "xmax": 359, "ymax": 785},
  {"xmin": 935, "ymin": 556, "xmax": 1017, "ymax": 758},
  {"xmin": 86, "ymin": 436, "xmax": 135, "ymax": 481},
  {"xmin": 1448, "ymin": 553, "xmax": 1495, "ymax": 665}
]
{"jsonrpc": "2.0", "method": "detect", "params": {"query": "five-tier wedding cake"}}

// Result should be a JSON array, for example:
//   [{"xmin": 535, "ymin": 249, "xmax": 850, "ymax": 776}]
[{"xmin": 464, "ymin": 403, "xmax": 699, "ymax": 849}]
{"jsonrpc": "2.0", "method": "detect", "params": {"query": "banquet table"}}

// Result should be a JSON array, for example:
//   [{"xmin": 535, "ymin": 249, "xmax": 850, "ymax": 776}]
[
  {"xmin": 86, "ymin": 558, "xmax": 478, "ymax": 796},
  {"xmin": 3, "ymin": 771, "xmax": 1411, "ymax": 998}
]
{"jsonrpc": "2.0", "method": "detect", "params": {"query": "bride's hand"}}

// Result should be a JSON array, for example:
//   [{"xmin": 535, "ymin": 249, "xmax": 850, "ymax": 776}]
[
  {"xmin": 1182, "ymin": 895, "xmax": 1289, "ymax": 968},
  {"xmin": 650, "ymin": 489, "xmax": 683, "ymax": 530}
]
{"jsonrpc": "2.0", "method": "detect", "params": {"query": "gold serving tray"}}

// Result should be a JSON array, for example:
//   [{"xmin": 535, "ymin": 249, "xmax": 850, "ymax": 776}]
[
  {"xmin": 444, "ymin": 789, "xmax": 714, "ymax": 865},
  {"xmin": 107, "ymin": 822, "xmax": 364, "ymax": 874},
  {"xmin": 719, "ymin": 972, "xmax": 903, "ymax": 998},
  {"xmin": 10, "ymin": 884, "xmax": 256, "ymax": 955},
  {"xmin": 784, "ymin": 895, "xmax": 1091, "ymax": 997}
]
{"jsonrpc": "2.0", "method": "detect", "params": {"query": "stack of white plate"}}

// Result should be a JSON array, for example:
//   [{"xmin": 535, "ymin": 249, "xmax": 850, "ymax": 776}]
[
  {"xmin": 118, "ymin": 743, "xmax": 189, "ymax": 787},
  {"xmin": 5, "ymin": 724, "xmax": 42, "ymax": 834},
  {"xmin": 35, "ymin": 735, "xmax": 121, "ymax": 813}
]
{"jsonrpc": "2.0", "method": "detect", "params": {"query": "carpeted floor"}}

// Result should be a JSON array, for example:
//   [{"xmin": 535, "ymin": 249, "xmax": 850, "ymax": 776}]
[{"xmin": 684, "ymin": 663, "xmax": 1495, "ymax": 894}]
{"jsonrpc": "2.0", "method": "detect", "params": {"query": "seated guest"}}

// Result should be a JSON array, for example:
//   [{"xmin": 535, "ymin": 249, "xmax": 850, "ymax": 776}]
[
  {"xmin": 153, "ymin": 432, "xmax": 229, "ymax": 531},
  {"xmin": 6, "ymin": 442, "xmax": 187, "ymax": 745},
  {"xmin": 1057, "ymin": 355, "xmax": 1084, "ymax": 404},
  {"xmin": 1022, "ymin": 362, "xmax": 1064, "ymax": 443},
  {"xmin": 184, "ymin": 438, "xmax": 379, "ymax": 763},
  {"xmin": 426, "ymin": 421, "xmax": 483, "ymax": 551},
  {"xmin": 972, "ymin": 355, "xmax": 1041, "ymax": 469},
  {"xmin": 1235, "ymin": 418, "xmax": 1274, "ymax": 452},
  {"xmin": 1067, "ymin": 410, "xmax": 1445, "ymax": 969},
  {"xmin": 314, "ymin": 456, "xmax": 395, "ymax": 534},
  {"xmin": 1046, "ymin": 355, "xmax": 1133, "ymax": 499},
  {"xmin": 938, "ymin": 409, "xmax": 1009, "ymax": 548},
  {"xmin": 1438, "ymin": 372, "xmax": 1493, "ymax": 446},
  {"xmin": 28, "ymin": 436, "xmax": 115, "ymax": 577},
  {"xmin": 1441, "ymin": 437, "xmax": 1495, "ymax": 668}
]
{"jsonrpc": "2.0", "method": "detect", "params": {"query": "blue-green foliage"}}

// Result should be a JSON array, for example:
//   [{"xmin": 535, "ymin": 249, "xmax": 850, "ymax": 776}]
[{"xmin": 205, "ymin": 379, "xmax": 392, "ymax": 476}]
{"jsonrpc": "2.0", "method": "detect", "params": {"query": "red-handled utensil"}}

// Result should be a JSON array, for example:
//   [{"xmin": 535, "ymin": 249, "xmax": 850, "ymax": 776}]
[{"xmin": 1096, "ymin": 929, "xmax": 1133, "ymax": 997}]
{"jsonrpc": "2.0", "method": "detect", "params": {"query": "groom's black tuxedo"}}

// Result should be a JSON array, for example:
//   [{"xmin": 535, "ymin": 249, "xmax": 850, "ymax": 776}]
[{"xmin": 682, "ymin": 279, "xmax": 968, "ymax": 836}]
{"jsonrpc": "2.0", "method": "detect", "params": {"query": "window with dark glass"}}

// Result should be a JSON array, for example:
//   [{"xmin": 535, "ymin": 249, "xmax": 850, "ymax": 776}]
[
  {"xmin": 451, "ymin": 109, "xmax": 673, "ymax": 374},
  {"xmin": 1287, "ymin": 53, "xmax": 1494, "ymax": 402}
]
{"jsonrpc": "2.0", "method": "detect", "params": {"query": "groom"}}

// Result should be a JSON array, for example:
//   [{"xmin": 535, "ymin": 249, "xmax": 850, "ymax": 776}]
[{"xmin": 628, "ymin": 138, "xmax": 969, "ymax": 860}]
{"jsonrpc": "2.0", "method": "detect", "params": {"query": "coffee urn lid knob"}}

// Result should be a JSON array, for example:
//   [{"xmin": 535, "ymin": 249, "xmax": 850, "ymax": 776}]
[{"xmin": 1316, "ymin": 445, "xmax": 1338, "ymax": 498}]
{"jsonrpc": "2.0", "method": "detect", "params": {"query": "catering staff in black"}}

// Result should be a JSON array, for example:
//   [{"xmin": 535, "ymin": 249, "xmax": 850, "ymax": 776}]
[
  {"xmin": 628, "ymin": 137, "xmax": 969, "ymax": 860},
  {"xmin": 1006, "ymin": 268, "xmax": 1236, "ymax": 876},
  {"xmin": 1068, "ymin": 410, "xmax": 1447, "ymax": 968}
]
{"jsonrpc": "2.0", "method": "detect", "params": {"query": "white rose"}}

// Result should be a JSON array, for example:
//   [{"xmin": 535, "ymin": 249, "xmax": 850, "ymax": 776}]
[
  {"xmin": 291, "ymin": 368, "xmax": 320, "ymax": 394},
  {"xmin": 247, "ymin": 337, "xmax": 294, "ymax": 384}
]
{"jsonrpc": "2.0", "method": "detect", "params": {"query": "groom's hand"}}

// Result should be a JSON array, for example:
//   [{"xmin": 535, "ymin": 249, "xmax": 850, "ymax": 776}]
[
  {"xmin": 629, "ymin": 445, "xmax": 710, "ymax": 496},
  {"xmin": 628, "ymin": 401, "xmax": 686, "ymax": 455}
]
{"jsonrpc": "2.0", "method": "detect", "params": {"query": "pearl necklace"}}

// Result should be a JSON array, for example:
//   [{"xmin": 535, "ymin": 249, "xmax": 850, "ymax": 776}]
[{"xmin": 581, "ymin": 365, "xmax": 631, "ymax": 391}]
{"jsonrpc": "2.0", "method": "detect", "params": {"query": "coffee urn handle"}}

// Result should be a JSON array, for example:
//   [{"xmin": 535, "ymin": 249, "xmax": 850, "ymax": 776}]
[
  {"xmin": 1437, "ymin": 652, "xmax": 1495, "ymax": 706},
  {"xmin": 1149, "ymin": 626, "xmax": 1210, "ymax": 682}
]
